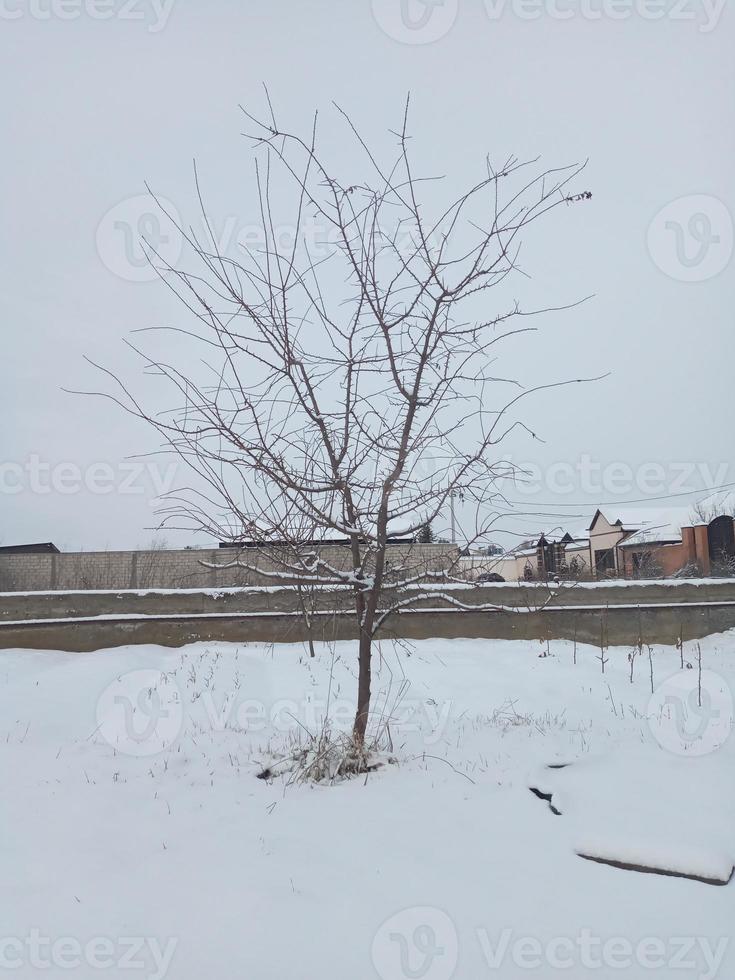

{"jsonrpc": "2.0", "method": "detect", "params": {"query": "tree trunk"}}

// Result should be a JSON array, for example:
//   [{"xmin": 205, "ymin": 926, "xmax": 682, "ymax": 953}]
[{"xmin": 353, "ymin": 625, "xmax": 373, "ymax": 744}]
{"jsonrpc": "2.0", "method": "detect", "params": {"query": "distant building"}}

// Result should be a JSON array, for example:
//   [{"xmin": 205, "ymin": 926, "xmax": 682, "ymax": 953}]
[
  {"xmin": 462, "ymin": 531, "xmax": 590, "ymax": 582},
  {"xmin": 0, "ymin": 542, "xmax": 60, "ymax": 554},
  {"xmin": 618, "ymin": 513, "xmax": 735, "ymax": 578},
  {"xmin": 462, "ymin": 505, "xmax": 735, "ymax": 582}
]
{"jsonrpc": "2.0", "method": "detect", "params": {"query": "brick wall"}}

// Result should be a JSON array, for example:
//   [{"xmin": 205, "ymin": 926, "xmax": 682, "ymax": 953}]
[{"xmin": 0, "ymin": 543, "xmax": 458, "ymax": 593}]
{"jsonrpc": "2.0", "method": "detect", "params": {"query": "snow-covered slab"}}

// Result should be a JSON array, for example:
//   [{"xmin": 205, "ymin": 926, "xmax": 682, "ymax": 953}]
[
  {"xmin": 529, "ymin": 745, "xmax": 735, "ymax": 885},
  {"xmin": 577, "ymin": 838, "xmax": 733, "ymax": 886}
]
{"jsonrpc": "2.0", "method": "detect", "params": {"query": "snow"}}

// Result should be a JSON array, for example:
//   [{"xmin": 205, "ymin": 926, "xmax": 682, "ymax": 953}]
[
  {"xmin": 1, "ymin": 631, "xmax": 734, "ymax": 978},
  {"xmin": 0, "ymin": 582, "xmax": 473, "ymax": 599},
  {"xmin": 3, "ymin": 577, "xmax": 734, "ymax": 601},
  {"xmin": 0, "ymin": 585, "xmax": 332, "ymax": 598},
  {"xmin": 577, "ymin": 836, "xmax": 733, "ymax": 885},
  {"xmin": 619, "ymin": 520, "xmax": 687, "ymax": 548},
  {"xmin": 619, "ymin": 527, "xmax": 682, "ymax": 547},
  {"xmin": 444, "ymin": 577, "xmax": 735, "ymax": 590},
  {"xmin": 530, "ymin": 747, "xmax": 735, "ymax": 884}
]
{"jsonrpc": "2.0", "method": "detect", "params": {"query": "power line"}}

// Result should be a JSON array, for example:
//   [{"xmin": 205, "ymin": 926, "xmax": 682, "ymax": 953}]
[{"xmin": 502, "ymin": 480, "xmax": 735, "ymax": 510}]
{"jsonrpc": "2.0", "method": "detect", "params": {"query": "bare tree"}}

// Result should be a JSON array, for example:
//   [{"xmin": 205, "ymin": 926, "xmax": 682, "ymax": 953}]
[
  {"xmin": 690, "ymin": 494, "xmax": 735, "ymax": 525},
  {"xmin": 136, "ymin": 535, "xmax": 170, "ymax": 589},
  {"xmin": 597, "ymin": 608, "xmax": 609, "ymax": 674},
  {"xmin": 691, "ymin": 497, "xmax": 735, "ymax": 576},
  {"xmin": 84, "ymin": 97, "xmax": 592, "ymax": 757},
  {"xmin": 647, "ymin": 645, "xmax": 655, "ymax": 695}
]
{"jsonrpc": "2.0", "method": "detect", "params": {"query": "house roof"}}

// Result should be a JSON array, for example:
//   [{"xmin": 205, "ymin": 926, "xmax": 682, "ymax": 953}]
[
  {"xmin": 614, "ymin": 508, "xmax": 695, "ymax": 548},
  {"xmin": 538, "ymin": 529, "xmax": 588, "ymax": 545},
  {"xmin": 0, "ymin": 542, "xmax": 60, "ymax": 554},
  {"xmin": 588, "ymin": 507, "xmax": 698, "ymax": 543},
  {"xmin": 619, "ymin": 526, "xmax": 682, "ymax": 548},
  {"xmin": 588, "ymin": 508, "xmax": 641, "ymax": 532}
]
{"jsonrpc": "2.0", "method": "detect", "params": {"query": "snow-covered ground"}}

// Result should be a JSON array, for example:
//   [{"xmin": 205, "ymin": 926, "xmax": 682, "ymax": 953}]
[{"xmin": 1, "ymin": 632, "xmax": 734, "ymax": 979}]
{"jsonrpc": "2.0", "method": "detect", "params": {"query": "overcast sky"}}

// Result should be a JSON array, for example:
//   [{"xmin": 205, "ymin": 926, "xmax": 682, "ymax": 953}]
[{"xmin": 2, "ymin": 0, "xmax": 733, "ymax": 550}]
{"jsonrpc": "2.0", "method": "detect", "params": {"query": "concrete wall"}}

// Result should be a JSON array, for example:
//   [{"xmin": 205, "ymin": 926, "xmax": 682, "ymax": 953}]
[
  {"xmin": 5, "ymin": 579, "xmax": 735, "ymax": 622},
  {"xmin": 0, "ymin": 543, "xmax": 458, "ymax": 593},
  {"xmin": 3, "ymin": 579, "xmax": 735, "ymax": 651},
  {"xmin": 3, "ymin": 601, "xmax": 735, "ymax": 652}
]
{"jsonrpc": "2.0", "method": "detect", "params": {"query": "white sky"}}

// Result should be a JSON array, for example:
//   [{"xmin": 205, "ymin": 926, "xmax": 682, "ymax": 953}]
[{"xmin": 1, "ymin": 0, "xmax": 733, "ymax": 550}]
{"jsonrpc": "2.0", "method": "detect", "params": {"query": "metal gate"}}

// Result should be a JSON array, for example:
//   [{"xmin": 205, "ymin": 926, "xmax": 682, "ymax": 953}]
[{"xmin": 708, "ymin": 515, "xmax": 735, "ymax": 570}]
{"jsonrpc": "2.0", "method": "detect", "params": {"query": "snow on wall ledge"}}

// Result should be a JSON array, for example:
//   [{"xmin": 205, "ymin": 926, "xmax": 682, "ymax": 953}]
[{"xmin": 2, "ymin": 576, "xmax": 734, "ymax": 599}]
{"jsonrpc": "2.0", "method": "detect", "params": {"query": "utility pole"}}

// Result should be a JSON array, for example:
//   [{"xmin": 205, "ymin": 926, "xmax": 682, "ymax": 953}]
[{"xmin": 449, "ymin": 488, "xmax": 464, "ymax": 545}]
